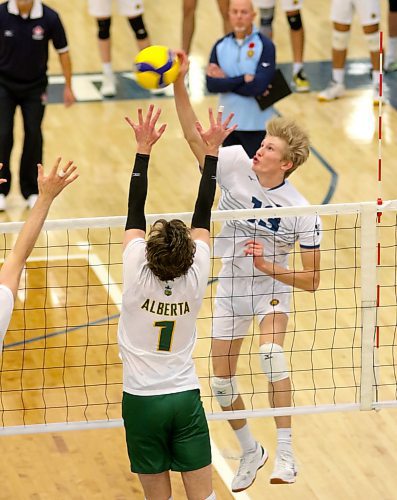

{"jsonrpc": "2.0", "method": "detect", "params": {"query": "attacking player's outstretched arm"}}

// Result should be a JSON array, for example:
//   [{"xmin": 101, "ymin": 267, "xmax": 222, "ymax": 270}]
[
  {"xmin": 191, "ymin": 108, "xmax": 237, "ymax": 245},
  {"xmin": 173, "ymin": 50, "xmax": 207, "ymax": 168},
  {"xmin": 0, "ymin": 159, "xmax": 78, "ymax": 298},
  {"xmin": 123, "ymin": 105, "xmax": 167, "ymax": 248}
]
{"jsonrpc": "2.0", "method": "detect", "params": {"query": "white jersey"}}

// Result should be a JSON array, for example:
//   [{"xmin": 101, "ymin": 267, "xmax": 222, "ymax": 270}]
[
  {"xmin": 118, "ymin": 238, "xmax": 210, "ymax": 396},
  {"xmin": 215, "ymin": 146, "xmax": 321, "ymax": 277},
  {"xmin": 0, "ymin": 284, "xmax": 14, "ymax": 352}
]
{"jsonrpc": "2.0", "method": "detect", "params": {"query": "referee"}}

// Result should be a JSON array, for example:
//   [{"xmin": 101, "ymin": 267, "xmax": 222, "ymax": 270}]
[{"xmin": 0, "ymin": 0, "xmax": 75, "ymax": 211}]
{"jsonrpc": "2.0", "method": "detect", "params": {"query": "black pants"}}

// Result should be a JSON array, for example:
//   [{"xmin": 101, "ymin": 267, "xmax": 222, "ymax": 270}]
[
  {"xmin": 222, "ymin": 130, "xmax": 265, "ymax": 159},
  {"xmin": 0, "ymin": 83, "xmax": 46, "ymax": 199}
]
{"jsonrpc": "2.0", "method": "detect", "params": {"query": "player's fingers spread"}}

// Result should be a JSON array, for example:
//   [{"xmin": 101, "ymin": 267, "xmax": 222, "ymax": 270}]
[
  {"xmin": 150, "ymin": 107, "xmax": 162, "ymax": 128},
  {"xmin": 65, "ymin": 173, "xmax": 79, "ymax": 185},
  {"xmin": 145, "ymin": 104, "xmax": 154, "ymax": 123},
  {"xmin": 223, "ymin": 112, "xmax": 234, "ymax": 128},
  {"xmin": 217, "ymin": 105, "xmax": 224, "ymax": 125},
  {"xmin": 137, "ymin": 108, "xmax": 144, "ymax": 125},
  {"xmin": 62, "ymin": 164, "xmax": 77, "ymax": 179},
  {"xmin": 208, "ymin": 108, "xmax": 215, "ymax": 127},
  {"xmin": 157, "ymin": 123, "xmax": 167, "ymax": 136},
  {"xmin": 125, "ymin": 116, "xmax": 135, "ymax": 128}
]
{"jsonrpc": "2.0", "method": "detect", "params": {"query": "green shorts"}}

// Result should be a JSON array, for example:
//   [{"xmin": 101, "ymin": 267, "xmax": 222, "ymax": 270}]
[{"xmin": 122, "ymin": 389, "xmax": 211, "ymax": 474}]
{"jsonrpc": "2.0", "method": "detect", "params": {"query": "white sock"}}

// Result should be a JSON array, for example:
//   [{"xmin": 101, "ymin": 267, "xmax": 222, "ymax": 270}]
[
  {"xmin": 332, "ymin": 68, "xmax": 345, "ymax": 84},
  {"xmin": 372, "ymin": 70, "xmax": 380, "ymax": 87},
  {"xmin": 293, "ymin": 62, "xmax": 303, "ymax": 75},
  {"xmin": 102, "ymin": 62, "xmax": 113, "ymax": 77},
  {"xmin": 235, "ymin": 424, "xmax": 257, "ymax": 454},
  {"xmin": 387, "ymin": 37, "xmax": 397, "ymax": 60},
  {"xmin": 277, "ymin": 427, "xmax": 292, "ymax": 454}
]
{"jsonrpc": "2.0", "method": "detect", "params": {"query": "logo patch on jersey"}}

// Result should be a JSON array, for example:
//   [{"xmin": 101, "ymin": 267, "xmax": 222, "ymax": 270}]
[
  {"xmin": 270, "ymin": 298, "xmax": 279, "ymax": 307},
  {"xmin": 247, "ymin": 49, "xmax": 254, "ymax": 58},
  {"xmin": 4, "ymin": 30, "xmax": 14, "ymax": 38},
  {"xmin": 32, "ymin": 25, "xmax": 44, "ymax": 40},
  {"xmin": 164, "ymin": 285, "xmax": 172, "ymax": 296}
]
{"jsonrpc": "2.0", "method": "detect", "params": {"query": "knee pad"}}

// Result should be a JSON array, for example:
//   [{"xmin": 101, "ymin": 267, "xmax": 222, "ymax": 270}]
[
  {"xmin": 332, "ymin": 29, "xmax": 350, "ymax": 50},
  {"xmin": 365, "ymin": 31, "xmax": 380, "ymax": 53},
  {"xmin": 211, "ymin": 376, "xmax": 238, "ymax": 407},
  {"xmin": 390, "ymin": 0, "xmax": 397, "ymax": 12},
  {"xmin": 259, "ymin": 7, "xmax": 274, "ymax": 37},
  {"xmin": 287, "ymin": 12, "xmax": 302, "ymax": 31},
  {"xmin": 260, "ymin": 343, "xmax": 288, "ymax": 382},
  {"xmin": 97, "ymin": 18, "xmax": 111, "ymax": 40},
  {"xmin": 128, "ymin": 15, "xmax": 148, "ymax": 40}
]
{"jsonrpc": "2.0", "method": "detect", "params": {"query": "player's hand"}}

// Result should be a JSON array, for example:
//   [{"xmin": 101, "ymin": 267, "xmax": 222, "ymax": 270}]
[
  {"xmin": 207, "ymin": 63, "xmax": 226, "ymax": 78},
  {"xmin": 125, "ymin": 105, "xmax": 167, "ymax": 155},
  {"xmin": 0, "ymin": 163, "xmax": 7, "ymax": 184},
  {"xmin": 63, "ymin": 86, "xmax": 76, "ymax": 108},
  {"xmin": 244, "ymin": 240, "xmax": 266, "ymax": 270},
  {"xmin": 173, "ymin": 50, "xmax": 189, "ymax": 82},
  {"xmin": 195, "ymin": 107, "xmax": 237, "ymax": 155},
  {"xmin": 37, "ymin": 158, "xmax": 78, "ymax": 201}
]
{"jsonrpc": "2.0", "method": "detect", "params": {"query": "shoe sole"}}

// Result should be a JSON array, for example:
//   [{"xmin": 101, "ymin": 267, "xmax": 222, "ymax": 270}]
[
  {"xmin": 295, "ymin": 87, "xmax": 311, "ymax": 93},
  {"xmin": 231, "ymin": 450, "xmax": 269, "ymax": 493},
  {"xmin": 270, "ymin": 471, "xmax": 297, "ymax": 484}
]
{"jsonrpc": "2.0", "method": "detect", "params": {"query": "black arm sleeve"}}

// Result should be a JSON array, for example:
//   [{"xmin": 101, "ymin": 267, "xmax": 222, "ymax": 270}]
[
  {"xmin": 191, "ymin": 155, "xmax": 218, "ymax": 231},
  {"xmin": 125, "ymin": 153, "xmax": 149, "ymax": 231}
]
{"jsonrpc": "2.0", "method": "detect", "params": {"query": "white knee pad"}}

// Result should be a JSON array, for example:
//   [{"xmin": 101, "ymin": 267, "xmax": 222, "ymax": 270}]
[
  {"xmin": 205, "ymin": 492, "xmax": 216, "ymax": 500},
  {"xmin": 211, "ymin": 376, "xmax": 239, "ymax": 407},
  {"xmin": 365, "ymin": 31, "xmax": 380, "ymax": 53},
  {"xmin": 332, "ymin": 29, "xmax": 351, "ymax": 50},
  {"xmin": 260, "ymin": 343, "xmax": 289, "ymax": 382}
]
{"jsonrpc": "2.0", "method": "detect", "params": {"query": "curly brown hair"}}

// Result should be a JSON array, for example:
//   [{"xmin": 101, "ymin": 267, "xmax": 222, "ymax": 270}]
[{"xmin": 146, "ymin": 219, "xmax": 196, "ymax": 281}]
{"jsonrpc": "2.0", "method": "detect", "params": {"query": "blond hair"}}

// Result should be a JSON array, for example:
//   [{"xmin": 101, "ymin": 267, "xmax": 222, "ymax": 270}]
[{"xmin": 266, "ymin": 117, "xmax": 310, "ymax": 178}]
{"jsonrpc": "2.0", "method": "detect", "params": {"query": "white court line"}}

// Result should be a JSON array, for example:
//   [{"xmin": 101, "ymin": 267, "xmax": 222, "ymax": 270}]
[{"xmin": 79, "ymin": 243, "xmax": 246, "ymax": 498}]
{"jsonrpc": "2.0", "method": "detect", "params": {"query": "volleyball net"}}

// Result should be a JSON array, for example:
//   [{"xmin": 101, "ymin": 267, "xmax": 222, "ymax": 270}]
[{"xmin": 1, "ymin": 200, "xmax": 397, "ymax": 435}]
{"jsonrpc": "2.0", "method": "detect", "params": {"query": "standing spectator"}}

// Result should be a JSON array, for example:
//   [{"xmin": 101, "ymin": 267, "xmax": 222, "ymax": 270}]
[
  {"xmin": 182, "ymin": 0, "xmax": 231, "ymax": 54},
  {"xmin": 206, "ymin": 0, "xmax": 276, "ymax": 158},
  {"xmin": 119, "ymin": 105, "xmax": 235, "ymax": 500},
  {"xmin": 88, "ymin": 0, "xmax": 151, "ymax": 97},
  {"xmin": 385, "ymin": 0, "xmax": 397, "ymax": 72},
  {"xmin": 318, "ymin": 0, "xmax": 381, "ymax": 104},
  {"xmin": 254, "ymin": 0, "xmax": 310, "ymax": 92},
  {"xmin": 0, "ymin": 158, "xmax": 78, "ymax": 354},
  {"xmin": 0, "ymin": 0, "xmax": 75, "ymax": 211}
]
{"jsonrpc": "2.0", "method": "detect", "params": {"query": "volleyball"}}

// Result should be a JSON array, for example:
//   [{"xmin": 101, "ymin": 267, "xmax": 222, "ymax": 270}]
[{"xmin": 134, "ymin": 45, "xmax": 180, "ymax": 90}]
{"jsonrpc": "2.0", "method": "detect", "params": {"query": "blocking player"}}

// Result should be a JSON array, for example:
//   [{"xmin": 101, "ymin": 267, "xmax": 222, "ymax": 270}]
[
  {"xmin": 118, "ymin": 104, "xmax": 236, "ymax": 500},
  {"xmin": 173, "ymin": 51, "xmax": 321, "ymax": 491},
  {"xmin": 0, "ymin": 159, "xmax": 78, "ymax": 353}
]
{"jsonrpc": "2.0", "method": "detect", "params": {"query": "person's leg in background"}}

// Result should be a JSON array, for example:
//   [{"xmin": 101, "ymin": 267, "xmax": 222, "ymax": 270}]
[{"xmin": 0, "ymin": 84, "xmax": 17, "ymax": 211}]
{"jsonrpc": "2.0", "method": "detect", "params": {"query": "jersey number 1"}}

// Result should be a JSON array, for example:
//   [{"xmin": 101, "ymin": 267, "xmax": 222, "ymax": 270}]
[{"xmin": 154, "ymin": 321, "xmax": 175, "ymax": 352}]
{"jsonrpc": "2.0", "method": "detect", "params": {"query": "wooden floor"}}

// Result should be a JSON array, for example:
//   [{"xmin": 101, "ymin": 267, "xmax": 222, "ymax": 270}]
[{"xmin": 1, "ymin": 0, "xmax": 397, "ymax": 498}]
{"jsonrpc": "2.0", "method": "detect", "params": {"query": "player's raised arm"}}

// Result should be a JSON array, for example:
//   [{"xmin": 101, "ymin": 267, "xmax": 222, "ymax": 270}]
[
  {"xmin": 123, "ymin": 105, "xmax": 167, "ymax": 249},
  {"xmin": 191, "ymin": 108, "xmax": 236, "ymax": 245},
  {"xmin": 173, "ymin": 50, "xmax": 207, "ymax": 168},
  {"xmin": 0, "ymin": 159, "xmax": 78, "ymax": 298}
]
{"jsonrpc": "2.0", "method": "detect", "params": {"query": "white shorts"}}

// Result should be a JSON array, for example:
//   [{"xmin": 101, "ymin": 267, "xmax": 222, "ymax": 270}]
[
  {"xmin": 88, "ymin": 0, "xmax": 144, "ymax": 18},
  {"xmin": 253, "ymin": 0, "xmax": 304, "ymax": 11},
  {"xmin": 331, "ymin": 0, "xmax": 380, "ymax": 25},
  {"xmin": 212, "ymin": 272, "xmax": 291, "ymax": 340}
]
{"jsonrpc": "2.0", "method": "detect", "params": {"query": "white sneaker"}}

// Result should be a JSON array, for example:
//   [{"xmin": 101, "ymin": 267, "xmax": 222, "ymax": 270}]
[
  {"xmin": 231, "ymin": 442, "xmax": 268, "ymax": 493},
  {"xmin": 0, "ymin": 194, "xmax": 6, "ymax": 211},
  {"xmin": 318, "ymin": 80, "xmax": 346, "ymax": 102},
  {"xmin": 384, "ymin": 57, "xmax": 397, "ymax": 73},
  {"xmin": 101, "ymin": 74, "xmax": 116, "ymax": 97},
  {"xmin": 270, "ymin": 450, "xmax": 297, "ymax": 484},
  {"xmin": 27, "ymin": 194, "xmax": 38, "ymax": 209}
]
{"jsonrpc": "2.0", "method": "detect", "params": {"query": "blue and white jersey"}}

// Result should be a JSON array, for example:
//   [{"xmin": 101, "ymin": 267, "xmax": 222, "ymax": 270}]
[
  {"xmin": 206, "ymin": 26, "xmax": 276, "ymax": 131},
  {"xmin": 215, "ymin": 146, "xmax": 321, "ymax": 276}
]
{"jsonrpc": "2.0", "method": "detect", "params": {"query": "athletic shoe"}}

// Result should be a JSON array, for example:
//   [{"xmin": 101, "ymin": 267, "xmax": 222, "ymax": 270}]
[
  {"xmin": 318, "ymin": 80, "xmax": 346, "ymax": 102},
  {"xmin": 0, "ymin": 194, "xmax": 6, "ymax": 211},
  {"xmin": 101, "ymin": 74, "xmax": 116, "ymax": 98},
  {"xmin": 292, "ymin": 69, "xmax": 310, "ymax": 93},
  {"xmin": 270, "ymin": 450, "xmax": 297, "ymax": 484},
  {"xmin": 373, "ymin": 85, "xmax": 380, "ymax": 106},
  {"xmin": 231, "ymin": 442, "xmax": 268, "ymax": 493},
  {"xmin": 27, "ymin": 194, "xmax": 38, "ymax": 209},
  {"xmin": 384, "ymin": 59, "xmax": 397, "ymax": 73}
]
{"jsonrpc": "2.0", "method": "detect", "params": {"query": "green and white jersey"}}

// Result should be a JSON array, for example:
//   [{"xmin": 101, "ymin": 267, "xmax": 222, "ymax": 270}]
[
  {"xmin": 0, "ymin": 285, "xmax": 14, "ymax": 352},
  {"xmin": 118, "ymin": 238, "xmax": 210, "ymax": 396},
  {"xmin": 215, "ymin": 145, "xmax": 322, "ymax": 276}
]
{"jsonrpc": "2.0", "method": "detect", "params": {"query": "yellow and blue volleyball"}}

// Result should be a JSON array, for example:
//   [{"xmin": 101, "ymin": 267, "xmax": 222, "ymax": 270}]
[{"xmin": 134, "ymin": 46, "xmax": 180, "ymax": 90}]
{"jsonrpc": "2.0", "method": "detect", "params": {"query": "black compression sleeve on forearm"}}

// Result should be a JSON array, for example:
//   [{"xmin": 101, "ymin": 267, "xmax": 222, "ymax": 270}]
[
  {"xmin": 125, "ymin": 153, "xmax": 149, "ymax": 231},
  {"xmin": 191, "ymin": 155, "xmax": 218, "ymax": 231}
]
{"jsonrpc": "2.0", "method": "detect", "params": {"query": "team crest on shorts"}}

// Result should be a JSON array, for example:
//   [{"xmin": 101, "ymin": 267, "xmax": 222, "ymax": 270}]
[
  {"xmin": 32, "ymin": 25, "xmax": 45, "ymax": 40},
  {"xmin": 164, "ymin": 285, "xmax": 172, "ymax": 296},
  {"xmin": 270, "ymin": 298, "xmax": 279, "ymax": 306}
]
